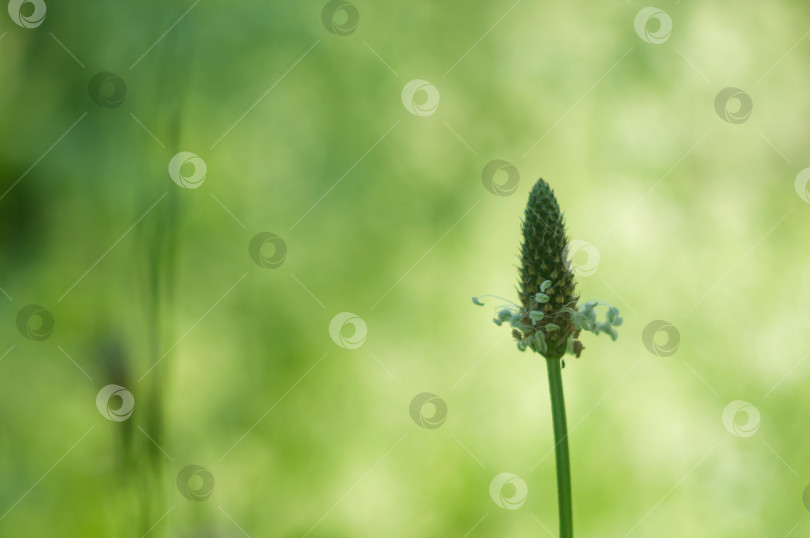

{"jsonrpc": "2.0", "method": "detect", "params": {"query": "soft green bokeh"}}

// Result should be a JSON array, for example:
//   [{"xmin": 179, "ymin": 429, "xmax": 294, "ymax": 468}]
[{"xmin": 2, "ymin": 1, "xmax": 809, "ymax": 536}]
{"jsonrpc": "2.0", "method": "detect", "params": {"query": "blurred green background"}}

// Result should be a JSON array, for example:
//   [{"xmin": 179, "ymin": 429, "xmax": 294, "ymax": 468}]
[{"xmin": 2, "ymin": 0, "xmax": 809, "ymax": 536}]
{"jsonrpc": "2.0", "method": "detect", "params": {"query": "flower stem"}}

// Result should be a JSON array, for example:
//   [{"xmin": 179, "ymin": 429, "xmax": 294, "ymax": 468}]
[{"xmin": 546, "ymin": 356, "xmax": 572, "ymax": 538}]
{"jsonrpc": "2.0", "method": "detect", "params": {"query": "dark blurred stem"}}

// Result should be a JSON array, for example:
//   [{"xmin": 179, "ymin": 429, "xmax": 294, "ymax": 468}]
[{"xmin": 546, "ymin": 356, "xmax": 572, "ymax": 538}]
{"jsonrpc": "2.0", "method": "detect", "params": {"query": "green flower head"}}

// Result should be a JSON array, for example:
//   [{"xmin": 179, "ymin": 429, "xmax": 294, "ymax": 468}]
[
  {"xmin": 474, "ymin": 178, "xmax": 622, "ymax": 361},
  {"xmin": 518, "ymin": 178, "xmax": 579, "ymax": 357}
]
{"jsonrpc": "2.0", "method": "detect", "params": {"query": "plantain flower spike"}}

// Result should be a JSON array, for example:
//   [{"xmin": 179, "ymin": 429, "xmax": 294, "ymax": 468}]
[{"xmin": 474, "ymin": 178, "xmax": 622, "ymax": 360}]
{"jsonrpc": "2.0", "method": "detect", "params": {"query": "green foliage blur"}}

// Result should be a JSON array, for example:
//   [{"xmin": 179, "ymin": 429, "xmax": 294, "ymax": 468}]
[{"xmin": 2, "ymin": 1, "xmax": 809, "ymax": 536}]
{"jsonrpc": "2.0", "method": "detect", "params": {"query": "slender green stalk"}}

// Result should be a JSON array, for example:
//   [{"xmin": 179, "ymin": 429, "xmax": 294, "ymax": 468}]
[{"xmin": 546, "ymin": 356, "xmax": 572, "ymax": 538}]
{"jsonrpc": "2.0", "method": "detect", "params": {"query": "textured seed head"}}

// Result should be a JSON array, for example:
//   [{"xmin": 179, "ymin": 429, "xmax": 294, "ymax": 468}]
[
  {"xmin": 473, "ymin": 178, "xmax": 621, "ymax": 358},
  {"xmin": 518, "ymin": 178, "xmax": 579, "ymax": 357}
]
